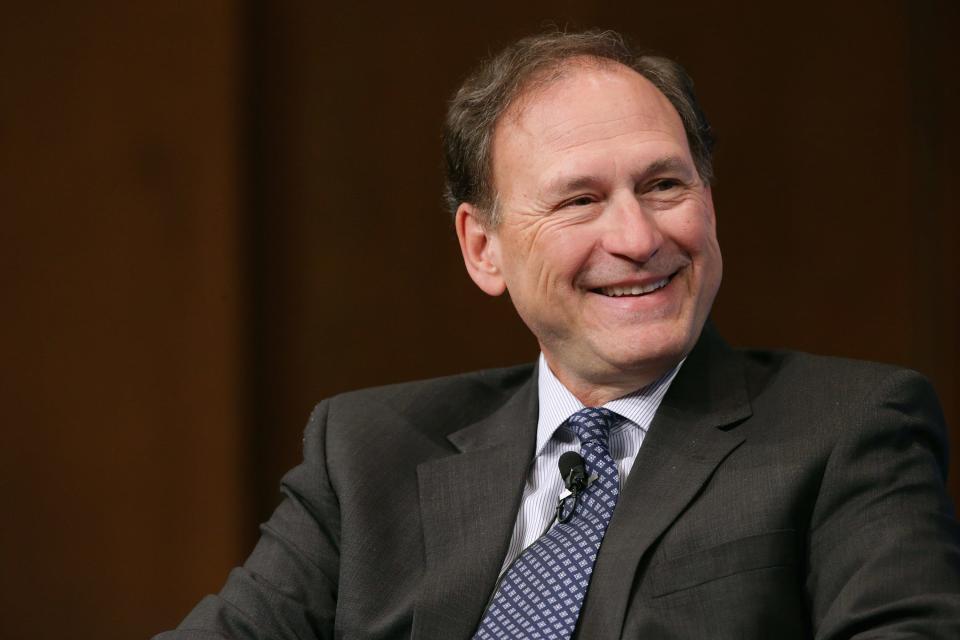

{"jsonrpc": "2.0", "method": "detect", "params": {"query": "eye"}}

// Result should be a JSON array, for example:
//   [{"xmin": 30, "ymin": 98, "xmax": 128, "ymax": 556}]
[
  {"xmin": 563, "ymin": 195, "xmax": 597, "ymax": 207},
  {"xmin": 651, "ymin": 178, "xmax": 681, "ymax": 192}
]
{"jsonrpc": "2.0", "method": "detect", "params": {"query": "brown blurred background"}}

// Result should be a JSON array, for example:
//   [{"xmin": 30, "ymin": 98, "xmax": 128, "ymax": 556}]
[{"xmin": 1, "ymin": 1, "xmax": 957, "ymax": 638}]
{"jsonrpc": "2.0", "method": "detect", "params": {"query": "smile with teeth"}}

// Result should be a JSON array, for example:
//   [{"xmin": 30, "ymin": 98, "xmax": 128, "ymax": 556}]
[{"xmin": 595, "ymin": 274, "xmax": 673, "ymax": 297}]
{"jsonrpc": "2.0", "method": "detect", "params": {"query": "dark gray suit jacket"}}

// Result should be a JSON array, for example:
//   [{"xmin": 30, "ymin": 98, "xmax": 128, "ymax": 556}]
[{"xmin": 158, "ymin": 326, "xmax": 960, "ymax": 638}]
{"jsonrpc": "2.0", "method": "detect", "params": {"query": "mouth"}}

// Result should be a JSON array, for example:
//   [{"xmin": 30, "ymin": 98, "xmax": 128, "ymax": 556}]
[{"xmin": 590, "ymin": 271, "xmax": 678, "ymax": 298}]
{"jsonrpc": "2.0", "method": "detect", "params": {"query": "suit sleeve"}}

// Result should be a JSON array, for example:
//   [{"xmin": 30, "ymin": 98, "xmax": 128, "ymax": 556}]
[
  {"xmin": 154, "ymin": 400, "xmax": 340, "ymax": 640},
  {"xmin": 807, "ymin": 369, "xmax": 960, "ymax": 639}
]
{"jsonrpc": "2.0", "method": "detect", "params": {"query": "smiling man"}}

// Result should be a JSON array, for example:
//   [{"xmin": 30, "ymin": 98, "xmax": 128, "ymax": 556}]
[
  {"xmin": 158, "ymin": 30, "xmax": 960, "ymax": 640},
  {"xmin": 456, "ymin": 55, "xmax": 721, "ymax": 407}
]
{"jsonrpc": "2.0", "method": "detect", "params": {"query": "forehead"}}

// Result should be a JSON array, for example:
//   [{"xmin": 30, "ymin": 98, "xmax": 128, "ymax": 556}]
[{"xmin": 491, "ymin": 61, "xmax": 689, "ymax": 188}]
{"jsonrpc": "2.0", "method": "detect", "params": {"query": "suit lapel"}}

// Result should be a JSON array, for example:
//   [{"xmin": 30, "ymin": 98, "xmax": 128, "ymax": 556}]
[
  {"xmin": 578, "ymin": 324, "xmax": 753, "ymax": 638},
  {"xmin": 412, "ymin": 371, "xmax": 538, "ymax": 640}
]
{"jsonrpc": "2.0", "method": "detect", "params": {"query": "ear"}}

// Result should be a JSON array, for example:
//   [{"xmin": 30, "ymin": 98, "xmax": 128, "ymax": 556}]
[{"xmin": 455, "ymin": 203, "xmax": 506, "ymax": 296}]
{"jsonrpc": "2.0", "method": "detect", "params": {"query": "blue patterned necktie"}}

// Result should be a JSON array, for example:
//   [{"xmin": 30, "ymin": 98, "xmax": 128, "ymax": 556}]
[{"xmin": 473, "ymin": 407, "xmax": 624, "ymax": 640}]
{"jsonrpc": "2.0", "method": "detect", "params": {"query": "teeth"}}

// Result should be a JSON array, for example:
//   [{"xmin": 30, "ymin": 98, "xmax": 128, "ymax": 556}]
[{"xmin": 599, "ymin": 277, "xmax": 670, "ymax": 297}]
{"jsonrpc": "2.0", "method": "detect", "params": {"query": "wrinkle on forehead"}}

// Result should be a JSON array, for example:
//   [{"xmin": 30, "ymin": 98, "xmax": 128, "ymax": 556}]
[
  {"xmin": 500, "ymin": 64, "xmax": 685, "ymax": 155},
  {"xmin": 507, "ymin": 59, "xmax": 676, "ymax": 123},
  {"xmin": 503, "ymin": 55, "xmax": 625, "ymax": 123},
  {"xmin": 542, "ymin": 115, "xmax": 679, "ymax": 154}
]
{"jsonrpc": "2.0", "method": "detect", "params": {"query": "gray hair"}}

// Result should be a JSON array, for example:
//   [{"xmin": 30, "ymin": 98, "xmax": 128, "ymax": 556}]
[{"xmin": 442, "ymin": 29, "xmax": 715, "ymax": 227}]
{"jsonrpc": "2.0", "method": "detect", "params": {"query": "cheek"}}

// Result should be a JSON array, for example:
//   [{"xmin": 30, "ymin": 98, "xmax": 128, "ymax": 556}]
[
  {"xmin": 668, "ymin": 206, "xmax": 717, "ymax": 253},
  {"xmin": 525, "ymin": 227, "xmax": 593, "ymax": 288}
]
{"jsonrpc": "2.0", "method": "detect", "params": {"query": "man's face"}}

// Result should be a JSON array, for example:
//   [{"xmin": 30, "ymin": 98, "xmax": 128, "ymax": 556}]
[{"xmin": 458, "ymin": 60, "xmax": 722, "ymax": 398}]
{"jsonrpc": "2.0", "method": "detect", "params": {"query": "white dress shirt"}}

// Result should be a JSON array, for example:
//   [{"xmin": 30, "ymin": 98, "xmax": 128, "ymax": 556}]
[{"xmin": 498, "ymin": 354, "xmax": 683, "ymax": 574}]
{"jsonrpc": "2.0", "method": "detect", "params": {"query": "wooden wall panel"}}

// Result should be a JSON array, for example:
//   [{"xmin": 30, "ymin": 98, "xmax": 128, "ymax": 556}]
[{"xmin": 0, "ymin": 3, "xmax": 245, "ymax": 637}]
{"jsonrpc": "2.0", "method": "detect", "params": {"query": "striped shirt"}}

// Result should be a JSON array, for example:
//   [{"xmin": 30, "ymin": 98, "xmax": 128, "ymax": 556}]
[{"xmin": 497, "ymin": 353, "xmax": 683, "ymax": 574}]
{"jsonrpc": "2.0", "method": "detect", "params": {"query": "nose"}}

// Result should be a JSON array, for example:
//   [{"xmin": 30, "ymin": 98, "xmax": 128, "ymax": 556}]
[{"xmin": 599, "ymin": 192, "xmax": 664, "ymax": 263}]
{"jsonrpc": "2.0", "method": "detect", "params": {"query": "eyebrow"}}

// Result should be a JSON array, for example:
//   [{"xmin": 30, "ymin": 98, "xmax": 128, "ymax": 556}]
[
  {"xmin": 640, "ymin": 156, "xmax": 694, "ymax": 181},
  {"xmin": 544, "ymin": 155, "xmax": 695, "ymax": 196}
]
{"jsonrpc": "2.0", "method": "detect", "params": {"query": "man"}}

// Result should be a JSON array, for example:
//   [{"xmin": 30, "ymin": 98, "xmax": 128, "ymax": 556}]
[{"xmin": 158, "ymin": 30, "xmax": 960, "ymax": 639}]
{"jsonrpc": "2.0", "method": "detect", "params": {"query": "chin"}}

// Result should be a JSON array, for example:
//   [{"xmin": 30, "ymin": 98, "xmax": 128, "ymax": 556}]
[
  {"xmin": 599, "ymin": 323, "xmax": 698, "ymax": 374},
  {"xmin": 608, "ymin": 348, "xmax": 683, "ymax": 377}
]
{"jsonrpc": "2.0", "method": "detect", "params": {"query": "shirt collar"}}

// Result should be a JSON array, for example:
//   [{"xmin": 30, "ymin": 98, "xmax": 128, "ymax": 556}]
[{"xmin": 535, "ymin": 353, "xmax": 684, "ymax": 456}]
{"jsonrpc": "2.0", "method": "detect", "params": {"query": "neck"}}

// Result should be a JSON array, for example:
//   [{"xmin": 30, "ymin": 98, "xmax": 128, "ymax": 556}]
[{"xmin": 544, "ymin": 356, "xmax": 675, "ymax": 407}]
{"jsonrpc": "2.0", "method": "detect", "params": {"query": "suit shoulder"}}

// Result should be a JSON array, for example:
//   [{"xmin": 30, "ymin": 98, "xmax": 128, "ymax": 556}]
[
  {"xmin": 335, "ymin": 363, "xmax": 534, "ymax": 403},
  {"xmin": 726, "ymin": 347, "xmax": 945, "ymax": 470},
  {"xmin": 736, "ymin": 347, "xmax": 928, "ymax": 395},
  {"xmin": 733, "ymin": 347, "xmax": 942, "ymax": 435},
  {"xmin": 320, "ymin": 363, "xmax": 534, "ymax": 434}
]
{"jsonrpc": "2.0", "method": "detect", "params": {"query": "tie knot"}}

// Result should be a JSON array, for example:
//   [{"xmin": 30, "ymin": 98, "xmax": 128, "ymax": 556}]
[{"xmin": 565, "ymin": 406, "xmax": 622, "ymax": 444}]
